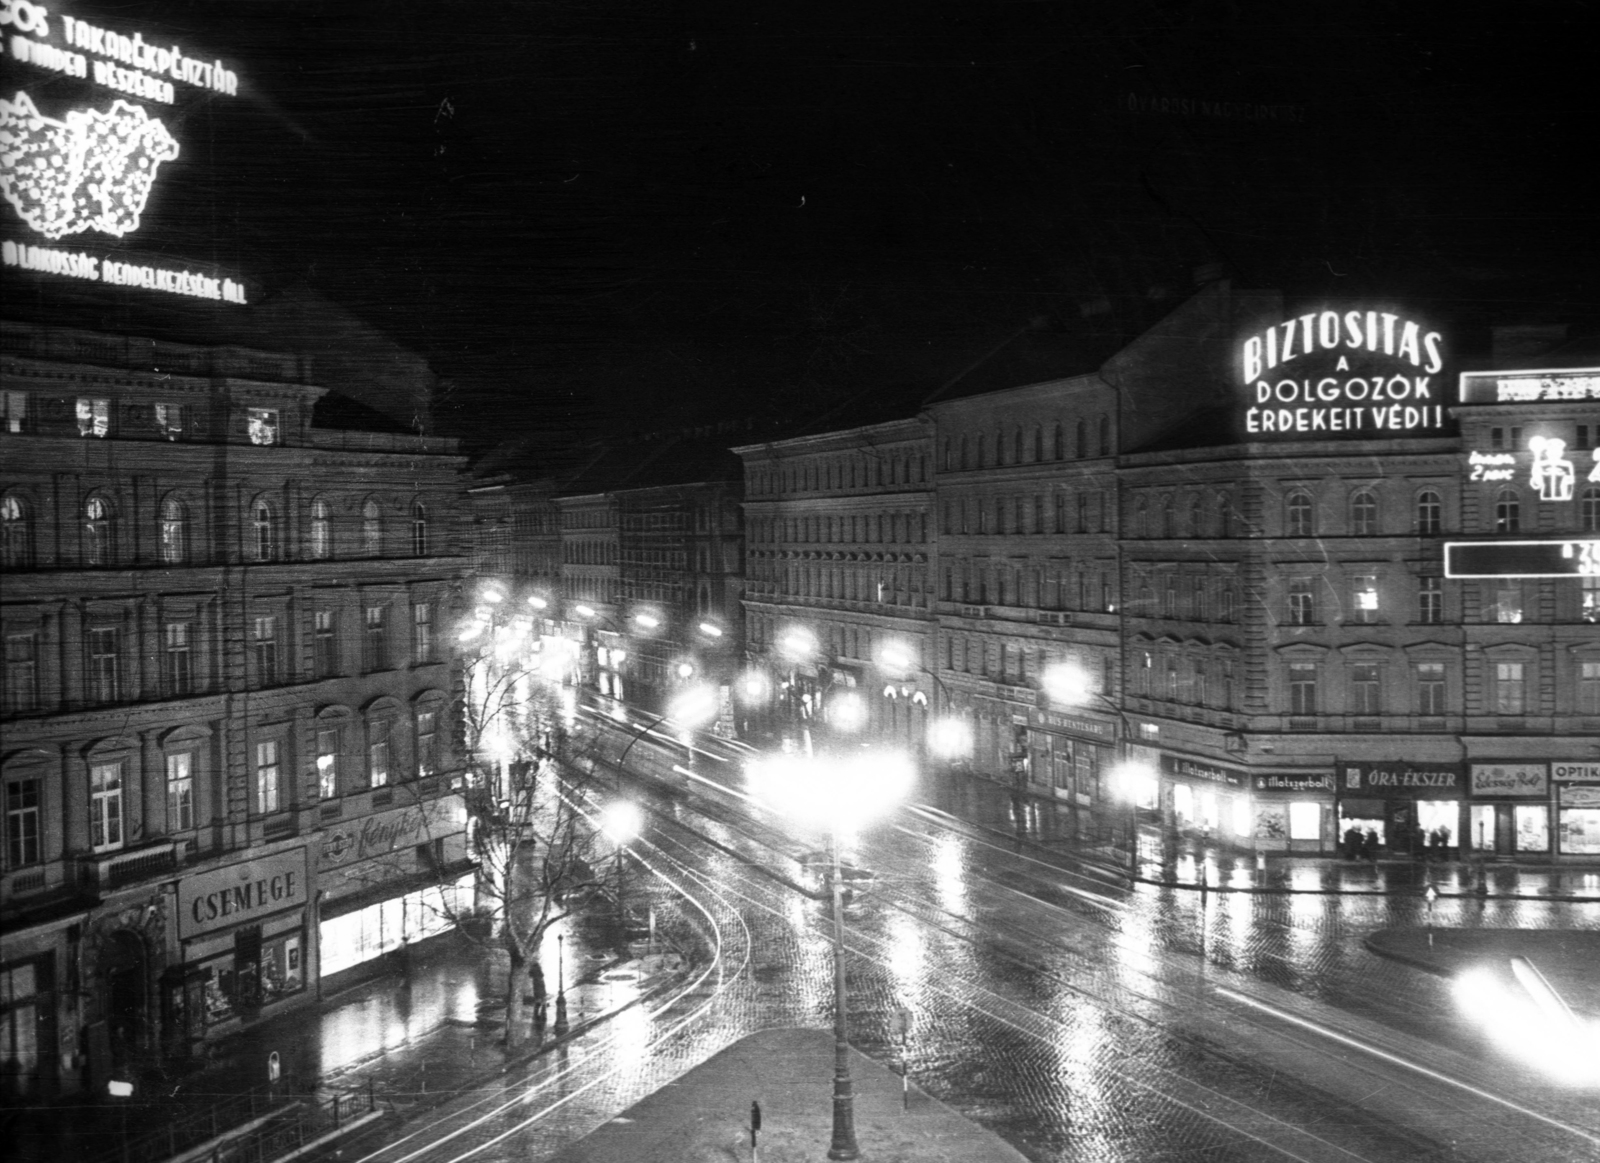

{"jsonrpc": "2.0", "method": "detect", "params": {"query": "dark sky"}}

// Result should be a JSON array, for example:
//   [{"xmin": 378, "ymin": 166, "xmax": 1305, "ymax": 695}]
[{"xmin": 8, "ymin": 1, "xmax": 1597, "ymax": 449}]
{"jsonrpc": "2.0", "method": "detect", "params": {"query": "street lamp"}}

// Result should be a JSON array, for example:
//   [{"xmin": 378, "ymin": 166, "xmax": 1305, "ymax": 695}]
[
  {"xmin": 747, "ymin": 748, "xmax": 914, "ymax": 1161},
  {"xmin": 1041, "ymin": 661, "xmax": 1151, "ymax": 879},
  {"xmin": 601, "ymin": 800, "xmax": 644, "ymax": 934},
  {"xmin": 554, "ymin": 931, "xmax": 568, "ymax": 1035}
]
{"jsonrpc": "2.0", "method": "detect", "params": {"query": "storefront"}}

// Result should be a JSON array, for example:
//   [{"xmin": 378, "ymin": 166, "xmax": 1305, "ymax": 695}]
[
  {"xmin": 1338, "ymin": 761, "xmax": 1463, "ymax": 858},
  {"xmin": 171, "ymin": 846, "xmax": 311, "ymax": 1044},
  {"xmin": 1026, "ymin": 706, "xmax": 1116, "ymax": 805},
  {"xmin": 1250, "ymin": 771, "xmax": 1336, "ymax": 854},
  {"xmin": 1554, "ymin": 762, "xmax": 1600, "ymax": 857},
  {"xmin": 1159, "ymin": 753, "xmax": 1251, "ymax": 849},
  {"xmin": 317, "ymin": 797, "xmax": 472, "ymax": 981},
  {"xmin": 1468, "ymin": 762, "xmax": 1551, "ymax": 858}
]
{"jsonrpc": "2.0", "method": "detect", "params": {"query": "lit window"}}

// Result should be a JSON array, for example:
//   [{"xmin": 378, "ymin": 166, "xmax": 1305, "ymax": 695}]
[
  {"xmin": 251, "ymin": 499, "xmax": 276, "ymax": 561},
  {"xmin": 154, "ymin": 402, "xmax": 186, "ymax": 440},
  {"xmin": 166, "ymin": 753, "xmax": 193, "ymax": 832},
  {"xmin": 309, "ymin": 499, "xmax": 331, "ymax": 559},
  {"xmin": 76, "ymin": 397, "xmax": 109, "ymax": 438},
  {"xmin": 1, "ymin": 494, "xmax": 32, "ymax": 569},
  {"xmin": 1582, "ymin": 577, "xmax": 1600, "ymax": 625},
  {"xmin": 84, "ymin": 495, "xmax": 114, "ymax": 565},
  {"xmin": 1493, "ymin": 584, "xmax": 1523, "ymax": 624},
  {"xmin": 256, "ymin": 740, "xmax": 280, "ymax": 813},
  {"xmin": 417, "ymin": 711, "xmax": 438, "ymax": 777},
  {"xmin": 2, "ymin": 390, "xmax": 27, "ymax": 433},
  {"xmin": 90, "ymin": 761, "xmax": 124, "ymax": 851},
  {"xmin": 1494, "ymin": 661, "xmax": 1526, "ymax": 714},
  {"xmin": 412, "ymin": 602, "xmax": 433, "ymax": 663},
  {"xmin": 159, "ymin": 497, "xmax": 188, "ymax": 564},
  {"xmin": 1350, "ymin": 574, "xmax": 1380, "ymax": 622},
  {"xmin": 317, "ymin": 729, "xmax": 341, "ymax": 799},
  {"xmin": 247, "ymin": 408, "xmax": 279, "ymax": 445},
  {"xmin": 368, "ymin": 720, "xmax": 391, "ymax": 787},
  {"xmin": 411, "ymin": 502, "xmax": 428, "ymax": 556}
]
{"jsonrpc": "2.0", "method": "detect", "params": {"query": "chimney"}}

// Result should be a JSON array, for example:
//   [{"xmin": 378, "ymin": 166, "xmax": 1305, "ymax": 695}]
[{"xmin": 1491, "ymin": 324, "xmax": 1567, "ymax": 362}]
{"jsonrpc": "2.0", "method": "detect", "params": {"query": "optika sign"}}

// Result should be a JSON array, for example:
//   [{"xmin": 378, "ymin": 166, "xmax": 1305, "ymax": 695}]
[{"xmin": 1239, "ymin": 310, "xmax": 1448, "ymax": 439}]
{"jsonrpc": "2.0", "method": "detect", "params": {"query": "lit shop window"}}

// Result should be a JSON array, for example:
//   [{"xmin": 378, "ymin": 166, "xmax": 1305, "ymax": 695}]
[
  {"xmin": 247, "ymin": 408, "xmax": 279, "ymax": 446},
  {"xmin": 76, "ymin": 397, "xmax": 109, "ymax": 437},
  {"xmin": 1288, "ymin": 801, "xmax": 1321, "ymax": 841}
]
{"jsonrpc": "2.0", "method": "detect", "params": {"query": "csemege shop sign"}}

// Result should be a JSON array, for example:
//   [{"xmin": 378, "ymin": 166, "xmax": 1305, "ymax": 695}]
[{"xmin": 177, "ymin": 847, "xmax": 308, "ymax": 939}]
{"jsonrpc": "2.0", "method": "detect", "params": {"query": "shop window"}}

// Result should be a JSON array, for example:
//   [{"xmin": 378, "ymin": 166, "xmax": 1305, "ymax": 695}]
[
  {"xmin": 1494, "ymin": 661, "xmax": 1526, "ymax": 714},
  {"xmin": 256, "ymin": 740, "xmax": 281, "ymax": 813},
  {"xmin": 165, "ymin": 622, "xmax": 192, "ymax": 696},
  {"xmin": 1416, "ymin": 662, "xmax": 1446, "ymax": 715},
  {"xmin": 5, "ymin": 778, "xmax": 41, "ymax": 868},
  {"xmin": 247, "ymin": 408, "xmax": 279, "ymax": 446},
  {"xmin": 166, "ymin": 752, "xmax": 194, "ymax": 832},
  {"xmin": 1515, "ymin": 805, "xmax": 1549, "ymax": 853},
  {"xmin": 1416, "ymin": 490, "xmax": 1442, "ymax": 535},
  {"xmin": 90, "ymin": 761, "xmax": 124, "ymax": 851},
  {"xmin": 1418, "ymin": 576, "xmax": 1443, "ymax": 624},
  {"xmin": 76, "ymin": 397, "xmax": 110, "ymax": 437},
  {"xmin": 4, "ymin": 633, "xmax": 38, "ymax": 713},
  {"xmin": 1288, "ymin": 801, "xmax": 1321, "ymax": 841},
  {"xmin": 1559, "ymin": 807, "xmax": 1600, "ymax": 855}
]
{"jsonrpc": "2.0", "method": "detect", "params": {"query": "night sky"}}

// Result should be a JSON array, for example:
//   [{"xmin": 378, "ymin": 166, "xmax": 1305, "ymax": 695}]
[{"xmin": 7, "ymin": 1, "xmax": 1597, "ymax": 451}]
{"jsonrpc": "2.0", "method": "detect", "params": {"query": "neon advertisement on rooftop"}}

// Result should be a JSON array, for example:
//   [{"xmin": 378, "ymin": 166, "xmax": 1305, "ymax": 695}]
[
  {"xmin": 1238, "ymin": 308, "xmax": 1449, "ymax": 440},
  {"xmin": 0, "ymin": 0, "xmax": 248, "ymax": 304}
]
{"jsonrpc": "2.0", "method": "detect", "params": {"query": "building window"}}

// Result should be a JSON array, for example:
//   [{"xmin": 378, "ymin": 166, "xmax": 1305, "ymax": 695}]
[
  {"xmin": 159, "ymin": 498, "xmax": 188, "ymax": 564},
  {"xmin": 1099, "ymin": 415, "xmax": 1111, "ymax": 456},
  {"xmin": 1220, "ymin": 587, "xmax": 1235, "ymax": 622},
  {"xmin": 1289, "ymin": 662, "xmax": 1317, "ymax": 714},
  {"xmin": 362, "ymin": 500, "xmax": 382, "ymax": 556},
  {"xmin": 1, "ymin": 494, "xmax": 32, "ymax": 569},
  {"xmin": 90, "ymin": 761, "xmax": 124, "ymax": 851},
  {"xmin": 364, "ymin": 605, "xmax": 388, "ymax": 671},
  {"xmin": 1286, "ymin": 491, "xmax": 1314, "ymax": 536},
  {"xmin": 1580, "ymin": 661, "xmax": 1600, "ymax": 715},
  {"xmin": 317, "ymin": 729, "xmax": 341, "ymax": 799},
  {"xmin": 84, "ymin": 495, "xmax": 115, "ymax": 565},
  {"xmin": 1416, "ymin": 490, "xmax": 1442, "ymax": 535},
  {"xmin": 247, "ymin": 408, "xmax": 279, "ymax": 446},
  {"xmin": 251, "ymin": 499, "xmax": 277, "ymax": 562},
  {"xmin": 315, "ymin": 610, "xmax": 338, "ymax": 676},
  {"xmin": 417, "ymin": 710, "xmax": 438, "ymax": 777},
  {"xmin": 76, "ymin": 397, "xmax": 109, "ymax": 437},
  {"xmin": 88, "ymin": 627, "xmax": 119, "ymax": 703},
  {"xmin": 1075, "ymin": 419, "xmax": 1087, "ymax": 458},
  {"xmin": 1416, "ymin": 662, "xmax": 1446, "ymax": 715},
  {"xmin": 1494, "ymin": 489, "xmax": 1520, "ymax": 533},
  {"xmin": 165, "ymin": 621, "xmax": 192, "ymax": 695},
  {"xmin": 1350, "ymin": 574, "xmax": 1380, "ymax": 623},
  {"xmin": 368, "ymin": 720, "xmax": 391, "ymax": 787},
  {"xmin": 2, "ymin": 390, "xmax": 27, "ymax": 433},
  {"xmin": 1418, "ymin": 576, "xmax": 1443, "ymax": 624},
  {"xmin": 1493, "ymin": 583, "xmax": 1523, "ymax": 624},
  {"xmin": 1287, "ymin": 578, "xmax": 1315, "ymax": 625},
  {"xmin": 1052, "ymin": 423, "xmax": 1064, "ymax": 460},
  {"xmin": 1582, "ymin": 577, "xmax": 1600, "ymax": 624},
  {"xmin": 5, "ymin": 778, "xmax": 41, "ymax": 868},
  {"xmin": 412, "ymin": 602, "xmax": 433, "ymax": 664},
  {"xmin": 4, "ymin": 633, "xmax": 38, "ymax": 713},
  {"xmin": 1494, "ymin": 661, "xmax": 1526, "ymax": 714},
  {"xmin": 153, "ymin": 402, "xmax": 186, "ymax": 440},
  {"xmin": 256, "ymin": 740, "xmax": 281, "ymax": 813},
  {"xmin": 253, "ymin": 616, "xmax": 279, "ymax": 686},
  {"xmin": 1350, "ymin": 663, "xmax": 1381, "ymax": 714},
  {"xmin": 1582, "ymin": 486, "xmax": 1600, "ymax": 532},
  {"xmin": 309, "ymin": 499, "xmax": 331, "ymax": 559},
  {"xmin": 411, "ymin": 502, "xmax": 428, "ymax": 556},
  {"xmin": 1350, "ymin": 490, "xmax": 1379, "ymax": 535},
  {"xmin": 166, "ymin": 752, "xmax": 194, "ymax": 832}
]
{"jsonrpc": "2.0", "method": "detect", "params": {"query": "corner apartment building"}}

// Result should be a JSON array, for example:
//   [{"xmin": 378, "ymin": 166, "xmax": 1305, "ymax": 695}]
[{"xmin": 0, "ymin": 321, "xmax": 471, "ymax": 1099}]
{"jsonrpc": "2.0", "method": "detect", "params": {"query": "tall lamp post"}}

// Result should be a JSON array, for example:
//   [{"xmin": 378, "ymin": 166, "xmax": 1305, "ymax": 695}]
[
  {"xmin": 1041, "ymin": 661, "xmax": 1154, "ymax": 879},
  {"xmin": 601, "ymin": 800, "xmax": 643, "ymax": 933},
  {"xmin": 879, "ymin": 640, "xmax": 970, "ymax": 807},
  {"xmin": 748, "ymin": 748, "xmax": 913, "ymax": 1161}
]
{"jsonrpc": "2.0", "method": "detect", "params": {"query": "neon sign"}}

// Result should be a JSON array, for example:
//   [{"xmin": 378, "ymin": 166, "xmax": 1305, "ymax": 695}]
[
  {"xmin": 1238, "ymin": 309, "xmax": 1448, "ymax": 438},
  {"xmin": 1459, "ymin": 367, "xmax": 1600, "ymax": 405},
  {"xmin": 1444, "ymin": 539, "xmax": 1600, "ymax": 579},
  {"xmin": 1467, "ymin": 451, "xmax": 1514, "ymax": 482}
]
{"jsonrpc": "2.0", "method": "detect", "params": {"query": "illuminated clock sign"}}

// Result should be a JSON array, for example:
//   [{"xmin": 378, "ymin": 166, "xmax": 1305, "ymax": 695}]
[
  {"xmin": 0, "ymin": 0, "xmax": 247, "ymax": 304},
  {"xmin": 1444, "ymin": 539, "xmax": 1600, "ymax": 579},
  {"xmin": 1459, "ymin": 367, "xmax": 1600, "ymax": 405},
  {"xmin": 1239, "ymin": 309, "xmax": 1448, "ymax": 439}
]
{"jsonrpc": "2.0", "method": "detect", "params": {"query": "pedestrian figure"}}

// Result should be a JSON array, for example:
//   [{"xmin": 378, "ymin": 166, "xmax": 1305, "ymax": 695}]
[
  {"xmin": 1364, "ymin": 828, "xmax": 1379, "ymax": 864},
  {"xmin": 1342, "ymin": 826, "xmax": 1361, "ymax": 861},
  {"xmin": 1428, "ymin": 828, "xmax": 1443, "ymax": 861}
]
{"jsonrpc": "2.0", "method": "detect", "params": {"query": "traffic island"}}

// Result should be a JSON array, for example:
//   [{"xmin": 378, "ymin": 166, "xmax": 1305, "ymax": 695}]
[{"xmin": 543, "ymin": 1027, "xmax": 1028, "ymax": 1163}]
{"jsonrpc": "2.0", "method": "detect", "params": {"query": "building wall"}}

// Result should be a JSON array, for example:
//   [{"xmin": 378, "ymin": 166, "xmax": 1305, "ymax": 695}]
[{"xmin": 0, "ymin": 322, "xmax": 471, "ymax": 1099}]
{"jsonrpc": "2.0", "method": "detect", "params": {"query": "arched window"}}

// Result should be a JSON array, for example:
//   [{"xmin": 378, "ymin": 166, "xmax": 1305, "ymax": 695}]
[
  {"xmin": 1286, "ymin": 491, "xmax": 1314, "ymax": 536},
  {"xmin": 1161, "ymin": 496, "xmax": 1175, "ymax": 539},
  {"xmin": 976, "ymin": 435, "xmax": 986, "ymax": 468},
  {"xmin": 1076, "ymin": 419, "xmax": 1087, "ymax": 458},
  {"xmin": 1350, "ymin": 490, "xmax": 1379, "ymax": 536},
  {"xmin": 1188, "ymin": 496, "xmax": 1204, "ymax": 538},
  {"xmin": 942, "ymin": 439, "xmax": 952, "ymax": 471},
  {"xmin": 159, "ymin": 497, "xmax": 188, "ymax": 564},
  {"xmin": 1099, "ymin": 415, "xmax": 1111, "ymax": 456},
  {"xmin": 84, "ymin": 495, "xmax": 115, "ymax": 565},
  {"xmin": 1494, "ymin": 488, "xmax": 1520, "ymax": 533},
  {"xmin": 251, "ymin": 498, "xmax": 277, "ymax": 562},
  {"xmin": 1217, "ymin": 493, "xmax": 1233, "ymax": 538},
  {"xmin": 1, "ymin": 493, "xmax": 32, "ymax": 568},
  {"xmin": 1013, "ymin": 428, "xmax": 1023, "ymax": 463},
  {"xmin": 1033, "ymin": 426, "xmax": 1044, "ymax": 462},
  {"xmin": 1134, "ymin": 498, "xmax": 1148, "ymax": 538},
  {"xmin": 1416, "ymin": 490, "xmax": 1442, "ymax": 535},
  {"xmin": 310, "ymin": 498, "xmax": 332, "ymax": 559},
  {"xmin": 1582, "ymin": 485, "xmax": 1600, "ymax": 532},
  {"xmin": 362, "ymin": 499, "xmax": 382, "ymax": 556},
  {"xmin": 411, "ymin": 502, "xmax": 428, "ymax": 556},
  {"xmin": 1053, "ymin": 423, "xmax": 1064, "ymax": 460},
  {"xmin": 960, "ymin": 436, "xmax": 969, "ymax": 470}
]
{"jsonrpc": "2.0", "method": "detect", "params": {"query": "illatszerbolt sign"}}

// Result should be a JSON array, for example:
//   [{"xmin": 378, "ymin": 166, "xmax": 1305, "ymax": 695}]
[
  {"xmin": 0, "ymin": 0, "xmax": 247, "ymax": 303},
  {"xmin": 1239, "ymin": 308, "xmax": 1448, "ymax": 438}
]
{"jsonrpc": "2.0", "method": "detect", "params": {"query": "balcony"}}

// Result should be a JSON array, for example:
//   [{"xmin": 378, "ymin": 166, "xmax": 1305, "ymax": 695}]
[
  {"xmin": 959, "ymin": 604, "xmax": 989, "ymax": 619},
  {"xmin": 1038, "ymin": 611, "xmax": 1073, "ymax": 626},
  {"xmin": 79, "ymin": 840, "xmax": 185, "ymax": 891}
]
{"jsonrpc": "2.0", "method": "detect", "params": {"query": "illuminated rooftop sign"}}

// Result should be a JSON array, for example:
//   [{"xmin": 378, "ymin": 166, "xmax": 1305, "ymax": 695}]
[
  {"xmin": 1444, "ymin": 539, "xmax": 1600, "ymax": 579},
  {"xmin": 1458, "ymin": 367, "xmax": 1600, "ymax": 405},
  {"xmin": 1238, "ymin": 309, "xmax": 1448, "ymax": 439}
]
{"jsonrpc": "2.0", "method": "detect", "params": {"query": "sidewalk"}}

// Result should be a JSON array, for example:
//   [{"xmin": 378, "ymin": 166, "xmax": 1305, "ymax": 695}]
[
  {"xmin": 1365, "ymin": 926, "xmax": 1600, "ymax": 1015},
  {"xmin": 543, "ymin": 1028, "xmax": 1028, "ymax": 1163},
  {"xmin": 937, "ymin": 769, "xmax": 1600, "ymax": 900}
]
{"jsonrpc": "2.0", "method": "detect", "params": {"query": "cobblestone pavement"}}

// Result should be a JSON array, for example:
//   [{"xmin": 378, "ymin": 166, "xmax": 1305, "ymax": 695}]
[{"xmin": 332, "ymin": 780, "xmax": 1599, "ymax": 1163}]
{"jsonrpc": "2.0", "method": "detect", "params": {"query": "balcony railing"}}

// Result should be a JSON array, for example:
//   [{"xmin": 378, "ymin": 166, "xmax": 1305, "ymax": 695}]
[{"xmin": 79, "ymin": 840, "xmax": 184, "ymax": 891}]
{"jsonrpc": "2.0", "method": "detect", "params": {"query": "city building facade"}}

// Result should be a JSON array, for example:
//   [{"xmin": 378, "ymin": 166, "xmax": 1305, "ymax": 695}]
[{"xmin": 0, "ymin": 322, "xmax": 472, "ymax": 1099}]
